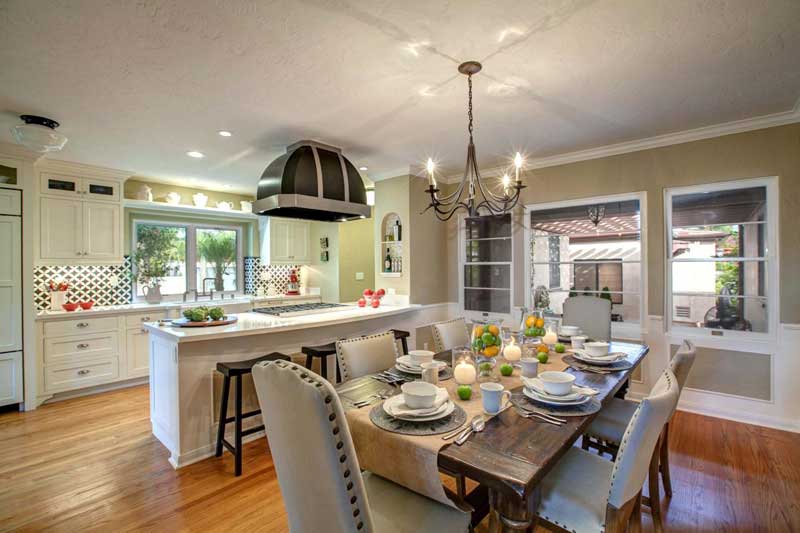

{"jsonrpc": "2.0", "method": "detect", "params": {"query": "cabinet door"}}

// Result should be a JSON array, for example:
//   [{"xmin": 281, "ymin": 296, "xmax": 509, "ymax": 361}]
[
  {"xmin": 41, "ymin": 174, "xmax": 81, "ymax": 198},
  {"xmin": 0, "ymin": 351, "xmax": 22, "ymax": 406},
  {"xmin": 83, "ymin": 178, "xmax": 120, "ymax": 202},
  {"xmin": 83, "ymin": 201, "xmax": 120, "ymax": 259},
  {"xmin": 270, "ymin": 219, "xmax": 292, "ymax": 262},
  {"xmin": 290, "ymin": 220, "xmax": 310, "ymax": 263},
  {"xmin": 0, "ymin": 216, "xmax": 21, "ymax": 353},
  {"xmin": 125, "ymin": 328, "xmax": 150, "ymax": 378},
  {"xmin": 40, "ymin": 197, "xmax": 83, "ymax": 259},
  {"xmin": 0, "ymin": 188, "xmax": 21, "ymax": 216}
]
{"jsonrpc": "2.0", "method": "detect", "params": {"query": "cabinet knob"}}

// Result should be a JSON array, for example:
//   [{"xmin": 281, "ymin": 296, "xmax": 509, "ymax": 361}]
[
  {"xmin": 76, "ymin": 322, "xmax": 89, "ymax": 328},
  {"xmin": 77, "ymin": 343, "xmax": 89, "ymax": 349},
  {"xmin": 141, "ymin": 316, "xmax": 150, "ymax": 321},
  {"xmin": 141, "ymin": 328, "xmax": 147, "ymax": 333},
  {"xmin": 77, "ymin": 369, "xmax": 90, "ymax": 375}
]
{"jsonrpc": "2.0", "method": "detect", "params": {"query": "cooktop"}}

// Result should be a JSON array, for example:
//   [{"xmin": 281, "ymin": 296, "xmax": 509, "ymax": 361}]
[{"xmin": 251, "ymin": 302, "xmax": 349, "ymax": 317}]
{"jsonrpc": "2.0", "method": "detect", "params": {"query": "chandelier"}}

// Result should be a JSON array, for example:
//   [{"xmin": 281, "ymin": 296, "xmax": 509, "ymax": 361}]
[
  {"xmin": 423, "ymin": 61, "xmax": 526, "ymax": 221},
  {"xmin": 587, "ymin": 205, "xmax": 606, "ymax": 227}
]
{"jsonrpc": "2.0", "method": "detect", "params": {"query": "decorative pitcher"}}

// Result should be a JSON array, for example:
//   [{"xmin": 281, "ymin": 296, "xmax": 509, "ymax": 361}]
[
  {"xmin": 142, "ymin": 284, "xmax": 162, "ymax": 304},
  {"xmin": 192, "ymin": 192, "xmax": 208, "ymax": 207}
]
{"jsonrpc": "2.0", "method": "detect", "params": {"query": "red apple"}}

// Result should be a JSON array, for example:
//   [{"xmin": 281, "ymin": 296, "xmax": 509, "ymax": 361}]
[
  {"xmin": 375, "ymin": 288, "xmax": 386, "ymax": 298},
  {"xmin": 371, "ymin": 297, "xmax": 380, "ymax": 308},
  {"xmin": 357, "ymin": 297, "xmax": 367, "ymax": 307},
  {"xmin": 363, "ymin": 288, "xmax": 374, "ymax": 298}
]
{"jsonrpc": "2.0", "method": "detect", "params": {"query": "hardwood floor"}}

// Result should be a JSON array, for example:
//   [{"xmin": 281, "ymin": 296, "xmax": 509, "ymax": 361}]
[{"xmin": 1, "ymin": 385, "xmax": 798, "ymax": 532}]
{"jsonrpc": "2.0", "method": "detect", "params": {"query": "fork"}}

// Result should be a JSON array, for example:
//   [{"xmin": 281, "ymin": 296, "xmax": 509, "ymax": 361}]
[
  {"xmin": 512, "ymin": 402, "xmax": 567, "ymax": 424},
  {"xmin": 517, "ymin": 410, "xmax": 564, "ymax": 426}
]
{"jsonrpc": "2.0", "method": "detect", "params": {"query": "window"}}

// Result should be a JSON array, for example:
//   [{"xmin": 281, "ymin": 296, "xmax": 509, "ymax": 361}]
[
  {"xmin": 132, "ymin": 221, "xmax": 242, "ymax": 298},
  {"xmin": 666, "ymin": 179, "xmax": 774, "ymax": 335},
  {"xmin": 461, "ymin": 214, "xmax": 513, "ymax": 317},
  {"xmin": 526, "ymin": 195, "xmax": 643, "ymax": 324}
]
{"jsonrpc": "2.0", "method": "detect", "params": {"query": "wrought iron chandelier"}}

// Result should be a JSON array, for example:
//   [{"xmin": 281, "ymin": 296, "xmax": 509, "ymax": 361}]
[
  {"xmin": 587, "ymin": 205, "xmax": 606, "ymax": 227},
  {"xmin": 423, "ymin": 61, "xmax": 526, "ymax": 221}
]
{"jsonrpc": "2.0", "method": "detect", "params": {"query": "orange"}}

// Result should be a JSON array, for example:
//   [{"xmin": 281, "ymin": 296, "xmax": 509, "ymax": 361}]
[
  {"xmin": 534, "ymin": 318, "xmax": 545, "ymax": 328},
  {"xmin": 484, "ymin": 345, "xmax": 499, "ymax": 357},
  {"xmin": 525, "ymin": 316, "xmax": 535, "ymax": 328},
  {"xmin": 536, "ymin": 344, "xmax": 549, "ymax": 354},
  {"xmin": 473, "ymin": 325, "xmax": 484, "ymax": 337},
  {"xmin": 488, "ymin": 325, "xmax": 500, "ymax": 336}
]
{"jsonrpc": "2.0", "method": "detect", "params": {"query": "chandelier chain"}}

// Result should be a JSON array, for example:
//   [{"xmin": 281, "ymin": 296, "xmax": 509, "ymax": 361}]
[{"xmin": 467, "ymin": 74, "xmax": 474, "ymax": 140}]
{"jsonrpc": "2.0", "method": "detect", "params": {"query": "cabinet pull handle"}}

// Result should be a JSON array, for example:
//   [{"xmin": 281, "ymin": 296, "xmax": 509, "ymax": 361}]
[
  {"xmin": 76, "ymin": 322, "xmax": 89, "ymax": 328},
  {"xmin": 141, "ymin": 328, "xmax": 147, "ymax": 333},
  {"xmin": 77, "ymin": 343, "xmax": 89, "ymax": 349},
  {"xmin": 141, "ymin": 316, "xmax": 150, "ymax": 321},
  {"xmin": 77, "ymin": 369, "xmax": 90, "ymax": 375}
]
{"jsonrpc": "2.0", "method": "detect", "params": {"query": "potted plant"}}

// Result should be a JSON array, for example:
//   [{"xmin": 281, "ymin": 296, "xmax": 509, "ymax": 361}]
[
  {"xmin": 197, "ymin": 231, "xmax": 236, "ymax": 292},
  {"xmin": 132, "ymin": 225, "xmax": 183, "ymax": 303}
]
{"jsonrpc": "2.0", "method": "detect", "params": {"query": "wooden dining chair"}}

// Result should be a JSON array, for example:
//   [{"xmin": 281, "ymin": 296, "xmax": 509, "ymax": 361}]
[
  {"xmin": 581, "ymin": 340, "xmax": 696, "ymax": 531},
  {"xmin": 336, "ymin": 331, "xmax": 399, "ymax": 381},
  {"xmin": 431, "ymin": 317, "xmax": 470, "ymax": 352},
  {"xmin": 562, "ymin": 296, "xmax": 612, "ymax": 341},
  {"xmin": 534, "ymin": 369, "xmax": 680, "ymax": 533},
  {"xmin": 251, "ymin": 359, "xmax": 471, "ymax": 533}
]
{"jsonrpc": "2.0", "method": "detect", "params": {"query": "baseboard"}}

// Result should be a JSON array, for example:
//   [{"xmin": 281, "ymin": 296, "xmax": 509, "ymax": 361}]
[
  {"xmin": 677, "ymin": 397, "xmax": 800, "ymax": 434},
  {"xmin": 170, "ymin": 430, "xmax": 266, "ymax": 469},
  {"xmin": 41, "ymin": 377, "xmax": 149, "ymax": 404}
]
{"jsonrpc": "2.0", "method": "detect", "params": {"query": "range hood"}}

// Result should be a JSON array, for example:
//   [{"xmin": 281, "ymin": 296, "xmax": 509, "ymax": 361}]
[{"xmin": 252, "ymin": 140, "xmax": 371, "ymax": 221}]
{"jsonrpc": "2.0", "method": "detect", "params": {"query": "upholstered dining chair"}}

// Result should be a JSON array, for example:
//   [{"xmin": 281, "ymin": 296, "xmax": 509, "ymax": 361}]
[
  {"xmin": 581, "ymin": 340, "xmax": 696, "ymax": 532},
  {"xmin": 336, "ymin": 331, "xmax": 399, "ymax": 381},
  {"xmin": 431, "ymin": 317, "xmax": 470, "ymax": 353},
  {"xmin": 535, "ymin": 369, "xmax": 680, "ymax": 533},
  {"xmin": 562, "ymin": 296, "xmax": 612, "ymax": 341},
  {"xmin": 252, "ymin": 359, "xmax": 471, "ymax": 533}
]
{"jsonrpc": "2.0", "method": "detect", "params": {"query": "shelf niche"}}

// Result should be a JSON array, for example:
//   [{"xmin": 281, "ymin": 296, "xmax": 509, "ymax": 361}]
[{"xmin": 379, "ymin": 212, "xmax": 403, "ymax": 275}]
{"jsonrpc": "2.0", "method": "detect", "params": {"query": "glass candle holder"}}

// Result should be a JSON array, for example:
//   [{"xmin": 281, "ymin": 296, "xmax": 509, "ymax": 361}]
[{"xmin": 452, "ymin": 347, "xmax": 477, "ymax": 386}]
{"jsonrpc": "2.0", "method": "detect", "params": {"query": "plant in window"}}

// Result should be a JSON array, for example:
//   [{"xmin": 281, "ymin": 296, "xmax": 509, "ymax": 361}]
[
  {"xmin": 533, "ymin": 285, "xmax": 550, "ymax": 310},
  {"xmin": 133, "ymin": 226, "xmax": 183, "ymax": 302},
  {"xmin": 600, "ymin": 286, "xmax": 613, "ymax": 302},
  {"xmin": 198, "ymin": 231, "xmax": 236, "ymax": 291}
]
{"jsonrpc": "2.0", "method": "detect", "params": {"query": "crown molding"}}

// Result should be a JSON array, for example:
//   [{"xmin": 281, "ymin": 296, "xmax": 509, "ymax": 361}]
[
  {"xmin": 437, "ymin": 104, "xmax": 800, "ymax": 184},
  {"xmin": 35, "ymin": 158, "xmax": 134, "ymax": 181}
]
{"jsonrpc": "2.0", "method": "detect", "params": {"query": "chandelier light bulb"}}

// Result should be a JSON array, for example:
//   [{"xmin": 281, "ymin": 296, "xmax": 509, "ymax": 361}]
[
  {"xmin": 502, "ymin": 174, "xmax": 511, "ymax": 187},
  {"xmin": 426, "ymin": 158, "xmax": 435, "ymax": 174},
  {"xmin": 514, "ymin": 152, "xmax": 523, "ymax": 169}
]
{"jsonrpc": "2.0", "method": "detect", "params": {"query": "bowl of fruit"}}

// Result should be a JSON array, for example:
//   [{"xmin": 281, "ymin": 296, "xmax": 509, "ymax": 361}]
[
  {"xmin": 471, "ymin": 321, "xmax": 504, "ymax": 380},
  {"xmin": 521, "ymin": 312, "xmax": 547, "ymax": 340}
]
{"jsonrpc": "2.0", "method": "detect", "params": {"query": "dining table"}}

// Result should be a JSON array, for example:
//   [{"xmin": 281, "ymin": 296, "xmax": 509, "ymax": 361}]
[{"xmin": 336, "ymin": 341, "xmax": 649, "ymax": 532}]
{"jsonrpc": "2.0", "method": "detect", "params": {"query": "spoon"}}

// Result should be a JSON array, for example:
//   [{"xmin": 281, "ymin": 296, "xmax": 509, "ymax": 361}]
[
  {"xmin": 443, "ymin": 414, "xmax": 481, "ymax": 441},
  {"xmin": 455, "ymin": 416, "xmax": 486, "ymax": 446}
]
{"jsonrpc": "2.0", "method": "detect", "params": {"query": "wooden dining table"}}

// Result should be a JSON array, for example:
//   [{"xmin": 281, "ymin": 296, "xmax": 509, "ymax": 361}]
[{"xmin": 338, "ymin": 341, "xmax": 649, "ymax": 532}]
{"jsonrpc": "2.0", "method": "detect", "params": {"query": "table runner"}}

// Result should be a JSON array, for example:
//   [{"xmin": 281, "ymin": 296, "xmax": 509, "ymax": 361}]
[{"xmin": 343, "ymin": 355, "xmax": 572, "ymax": 507}]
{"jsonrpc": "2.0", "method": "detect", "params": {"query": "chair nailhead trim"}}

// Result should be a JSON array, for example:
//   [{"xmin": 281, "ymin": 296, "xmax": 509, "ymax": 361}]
[
  {"xmin": 336, "ymin": 442, "xmax": 343, "ymax": 449},
  {"xmin": 347, "ymin": 482, "xmax": 353, "ymax": 490},
  {"xmin": 339, "ymin": 454, "xmax": 346, "ymax": 463},
  {"xmin": 357, "ymin": 522, "xmax": 363, "ymax": 530},
  {"xmin": 329, "ymin": 413, "xmax": 336, "ymax": 421}
]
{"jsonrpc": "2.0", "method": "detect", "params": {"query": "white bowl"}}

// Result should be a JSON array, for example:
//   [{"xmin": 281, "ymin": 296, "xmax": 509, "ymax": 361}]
[
  {"xmin": 401, "ymin": 381, "xmax": 437, "ymax": 409},
  {"xmin": 538, "ymin": 371, "xmax": 576, "ymax": 396},
  {"xmin": 559, "ymin": 325, "xmax": 580, "ymax": 336},
  {"xmin": 408, "ymin": 350, "xmax": 434, "ymax": 365},
  {"xmin": 584, "ymin": 342, "xmax": 610, "ymax": 357}
]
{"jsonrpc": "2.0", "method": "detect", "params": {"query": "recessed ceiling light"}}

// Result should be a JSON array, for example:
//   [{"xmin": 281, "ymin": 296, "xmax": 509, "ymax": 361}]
[
  {"xmin": 222, "ymin": 184, "xmax": 232, "ymax": 189},
  {"xmin": 359, "ymin": 166, "xmax": 368, "ymax": 171},
  {"xmin": 218, "ymin": 130, "xmax": 232, "ymax": 137},
  {"xmin": 187, "ymin": 151, "xmax": 205, "ymax": 158}
]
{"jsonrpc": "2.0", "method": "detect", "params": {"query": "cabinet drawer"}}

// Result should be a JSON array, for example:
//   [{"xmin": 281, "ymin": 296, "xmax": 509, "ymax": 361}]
[
  {"xmin": 44, "ymin": 359, "xmax": 119, "ymax": 394},
  {"xmin": 43, "ymin": 332, "xmax": 118, "ymax": 366},
  {"xmin": 43, "ymin": 316, "xmax": 118, "ymax": 337},
  {"xmin": 125, "ymin": 311, "xmax": 167, "ymax": 328}
]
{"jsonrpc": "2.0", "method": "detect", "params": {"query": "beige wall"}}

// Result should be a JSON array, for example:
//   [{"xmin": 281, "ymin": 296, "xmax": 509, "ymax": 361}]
[
  {"xmin": 302, "ymin": 221, "xmax": 340, "ymax": 302},
  {"xmin": 339, "ymin": 217, "xmax": 375, "ymax": 302},
  {"xmin": 446, "ymin": 123, "xmax": 800, "ymax": 323},
  {"xmin": 373, "ymin": 176, "xmax": 410, "ymax": 296},
  {"xmin": 408, "ymin": 176, "xmax": 449, "ymax": 305},
  {"xmin": 125, "ymin": 178, "xmax": 254, "ymax": 207}
]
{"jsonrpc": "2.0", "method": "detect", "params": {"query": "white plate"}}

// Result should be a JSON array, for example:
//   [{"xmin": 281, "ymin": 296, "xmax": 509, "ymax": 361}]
[
  {"xmin": 382, "ymin": 395, "xmax": 455, "ymax": 421},
  {"xmin": 396, "ymin": 355, "xmax": 421, "ymax": 368},
  {"xmin": 572, "ymin": 350, "xmax": 627, "ymax": 366},
  {"xmin": 521, "ymin": 377, "xmax": 584, "ymax": 401},
  {"xmin": 523, "ymin": 387, "xmax": 592, "ymax": 406},
  {"xmin": 395, "ymin": 358, "xmax": 446, "ymax": 375}
]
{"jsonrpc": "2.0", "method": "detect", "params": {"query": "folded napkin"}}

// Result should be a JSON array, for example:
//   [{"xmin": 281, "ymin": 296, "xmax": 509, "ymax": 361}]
[
  {"xmin": 388, "ymin": 388, "xmax": 450, "ymax": 417},
  {"xmin": 521, "ymin": 376, "xmax": 598, "ymax": 396},
  {"xmin": 575, "ymin": 350, "xmax": 626, "ymax": 361}
]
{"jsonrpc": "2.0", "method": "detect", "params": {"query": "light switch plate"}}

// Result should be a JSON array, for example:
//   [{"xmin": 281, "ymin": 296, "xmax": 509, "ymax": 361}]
[{"xmin": 355, "ymin": 272, "xmax": 364, "ymax": 280}]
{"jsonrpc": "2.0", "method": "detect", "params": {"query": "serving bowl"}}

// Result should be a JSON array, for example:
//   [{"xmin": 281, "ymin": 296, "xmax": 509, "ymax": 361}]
[
  {"xmin": 401, "ymin": 381, "xmax": 437, "ymax": 409},
  {"xmin": 79, "ymin": 300, "xmax": 94, "ymax": 310},
  {"xmin": 538, "ymin": 371, "xmax": 576, "ymax": 396},
  {"xmin": 62, "ymin": 302, "xmax": 79, "ymax": 312},
  {"xmin": 559, "ymin": 325, "xmax": 580, "ymax": 336},
  {"xmin": 408, "ymin": 350, "xmax": 434, "ymax": 365},
  {"xmin": 584, "ymin": 341, "xmax": 610, "ymax": 357}
]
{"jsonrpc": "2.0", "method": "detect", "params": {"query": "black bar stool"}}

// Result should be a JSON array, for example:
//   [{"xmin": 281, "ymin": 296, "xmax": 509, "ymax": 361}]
[
  {"xmin": 301, "ymin": 329, "xmax": 412, "ymax": 383},
  {"xmin": 215, "ymin": 352, "xmax": 290, "ymax": 476}
]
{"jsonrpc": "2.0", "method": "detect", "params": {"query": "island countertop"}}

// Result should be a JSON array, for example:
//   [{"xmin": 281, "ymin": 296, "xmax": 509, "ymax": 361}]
[{"xmin": 143, "ymin": 304, "xmax": 421, "ymax": 343}]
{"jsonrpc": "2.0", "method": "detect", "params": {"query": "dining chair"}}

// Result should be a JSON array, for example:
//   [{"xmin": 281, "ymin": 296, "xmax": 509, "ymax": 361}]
[
  {"xmin": 562, "ymin": 296, "xmax": 612, "ymax": 341},
  {"xmin": 581, "ymin": 340, "xmax": 696, "ymax": 531},
  {"xmin": 251, "ymin": 359, "xmax": 471, "ymax": 533},
  {"xmin": 336, "ymin": 331, "xmax": 399, "ymax": 381},
  {"xmin": 535, "ymin": 369, "xmax": 680, "ymax": 533},
  {"xmin": 431, "ymin": 317, "xmax": 470, "ymax": 352}
]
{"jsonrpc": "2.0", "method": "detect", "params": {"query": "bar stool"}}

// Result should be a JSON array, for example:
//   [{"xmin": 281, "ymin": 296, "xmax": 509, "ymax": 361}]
[
  {"xmin": 215, "ymin": 352, "xmax": 290, "ymax": 476},
  {"xmin": 301, "ymin": 329, "xmax": 411, "ymax": 383}
]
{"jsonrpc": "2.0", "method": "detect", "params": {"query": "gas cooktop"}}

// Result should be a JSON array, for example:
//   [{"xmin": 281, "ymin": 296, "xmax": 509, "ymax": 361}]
[{"xmin": 251, "ymin": 302, "xmax": 349, "ymax": 317}]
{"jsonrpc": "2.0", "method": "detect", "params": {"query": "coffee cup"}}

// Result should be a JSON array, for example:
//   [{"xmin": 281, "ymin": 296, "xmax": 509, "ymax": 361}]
[
  {"xmin": 571, "ymin": 335, "xmax": 587, "ymax": 349},
  {"xmin": 520, "ymin": 357, "xmax": 539, "ymax": 378},
  {"xmin": 480, "ymin": 382, "xmax": 511, "ymax": 414}
]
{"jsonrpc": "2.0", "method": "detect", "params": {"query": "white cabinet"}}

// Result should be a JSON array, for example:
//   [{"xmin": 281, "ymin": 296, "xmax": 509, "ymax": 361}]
[
  {"xmin": 40, "ymin": 197, "xmax": 121, "ymax": 261},
  {"xmin": 0, "ymin": 352, "xmax": 22, "ymax": 406},
  {"xmin": 260, "ymin": 217, "xmax": 311, "ymax": 264},
  {"xmin": 0, "ymin": 215, "xmax": 22, "ymax": 353},
  {"xmin": 125, "ymin": 328, "xmax": 150, "ymax": 379},
  {"xmin": 0, "ymin": 189, "xmax": 21, "ymax": 215},
  {"xmin": 40, "ymin": 173, "xmax": 120, "ymax": 202}
]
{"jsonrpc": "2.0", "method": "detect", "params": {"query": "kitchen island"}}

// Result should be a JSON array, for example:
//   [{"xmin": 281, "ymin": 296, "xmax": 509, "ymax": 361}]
[{"xmin": 144, "ymin": 303, "xmax": 441, "ymax": 468}]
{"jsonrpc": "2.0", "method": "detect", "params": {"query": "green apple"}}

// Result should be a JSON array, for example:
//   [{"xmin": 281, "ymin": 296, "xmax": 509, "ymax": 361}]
[
  {"xmin": 537, "ymin": 352, "xmax": 549, "ymax": 364},
  {"xmin": 554, "ymin": 343, "xmax": 566, "ymax": 353},
  {"xmin": 500, "ymin": 363, "xmax": 514, "ymax": 377},
  {"xmin": 457, "ymin": 385, "xmax": 473, "ymax": 401},
  {"xmin": 524, "ymin": 327, "xmax": 537, "ymax": 337}
]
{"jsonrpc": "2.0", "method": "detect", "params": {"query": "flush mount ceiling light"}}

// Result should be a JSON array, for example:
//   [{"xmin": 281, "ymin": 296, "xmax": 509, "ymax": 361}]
[
  {"xmin": 186, "ymin": 151, "xmax": 205, "ymax": 158},
  {"xmin": 423, "ymin": 61, "xmax": 526, "ymax": 221},
  {"xmin": 11, "ymin": 115, "xmax": 68, "ymax": 153},
  {"xmin": 218, "ymin": 130, "xmax": 232, "ymax": 137}
]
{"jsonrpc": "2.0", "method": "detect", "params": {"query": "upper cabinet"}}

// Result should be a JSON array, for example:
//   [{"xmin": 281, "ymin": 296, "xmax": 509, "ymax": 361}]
[
  {"xmin": 259, "ymin": 217, "xmax": 311, "ymax": 264},
  {"xmin": 37, "ymin": 166, "xmax": 127, "ymax": 264}
]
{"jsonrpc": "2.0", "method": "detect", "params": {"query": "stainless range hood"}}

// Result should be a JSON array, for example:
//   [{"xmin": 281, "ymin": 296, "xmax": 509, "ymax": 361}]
[{"xmin": 252, "ymin": 140, "xmax": 371, "ymax": 221}]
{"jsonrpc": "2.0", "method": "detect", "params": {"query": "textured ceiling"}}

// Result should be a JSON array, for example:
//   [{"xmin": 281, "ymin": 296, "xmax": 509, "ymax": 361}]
[{"xmin": 1, "ymin": 0, "xmax": 799, "ymax": 193}]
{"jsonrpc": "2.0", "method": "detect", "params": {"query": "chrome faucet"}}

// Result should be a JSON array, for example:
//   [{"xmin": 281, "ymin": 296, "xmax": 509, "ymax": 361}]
[
  {"xmin": 182, "ymin": 289, "xmax": 197, "ymax": 302},
  {"xmin": 201, "ymin": 277, "xmax": 216, "ymax": 298}
]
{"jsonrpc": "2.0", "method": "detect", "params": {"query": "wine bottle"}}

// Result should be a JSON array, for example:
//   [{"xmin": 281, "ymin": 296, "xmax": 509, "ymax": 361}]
[{"xmin": 384, "ymin": 248, "xmax": 391, "ymax": 272}]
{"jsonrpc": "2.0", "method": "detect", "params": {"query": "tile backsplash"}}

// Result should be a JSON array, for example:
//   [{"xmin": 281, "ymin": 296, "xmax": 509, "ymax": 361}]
[
  {"xmin": 34, "ymin": 257, "xmax": 134, "ymax": 310},
  {"xmin": 34, "ymin": 256, "xmax": 300, "ymax": 310}
]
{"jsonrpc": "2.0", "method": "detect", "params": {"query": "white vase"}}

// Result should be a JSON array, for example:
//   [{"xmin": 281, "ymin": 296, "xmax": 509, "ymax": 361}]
[
  {"xmin": 50, "ymin": 291, "xmax": 67, "ymax": 311},
  {"xmin": 142, "ymin": 284, "xmax": 162, "ymax": 304},
  {"xmin": 192, "ymin": 193, "xmax": 208, "ymax": 207},
  {"xmin": 136, "ymin": 184, "xmax": 153, "ymax": 202}
]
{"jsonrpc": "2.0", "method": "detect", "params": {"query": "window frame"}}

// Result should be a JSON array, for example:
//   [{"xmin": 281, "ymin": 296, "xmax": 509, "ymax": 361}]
[
  {"xmin": 524, "ymin": 191, "xmax": 647, "ymax": 339},
  {"xmin": 131, "ymin": 219, "xmax": 244, "ymax": 301},
  {"xmin": 664, "ymin": 176, "xmax": 779, "ymax": 342}
]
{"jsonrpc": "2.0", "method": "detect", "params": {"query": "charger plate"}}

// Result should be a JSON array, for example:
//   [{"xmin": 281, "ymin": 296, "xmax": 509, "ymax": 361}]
[{"xmin": 369, "ymin": 402, "xmax": 466, "ymax": 435}]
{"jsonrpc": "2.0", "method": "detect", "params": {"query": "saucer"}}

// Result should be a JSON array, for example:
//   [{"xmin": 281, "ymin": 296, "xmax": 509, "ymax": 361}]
[
  {"xmin": 523, "ymin": 387, "xmax": 591, "ymax": 406},
  {"xmin": 382, "ymin": 395, "xmax": 455, "ymax": 421},
  {"xmin": 522, "ymin": 377, "xmax": 585, "ymax": 401}
]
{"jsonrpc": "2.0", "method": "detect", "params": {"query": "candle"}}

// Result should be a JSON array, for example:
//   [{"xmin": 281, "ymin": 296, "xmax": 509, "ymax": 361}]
[
  {"xmin": 426, "ymin": 158, "xmax": 437, "ymax": 188},
  {"xmin": 454, "ymin": 361, "xmax": 477, "ymax": 385},
  {"xmin": 514, "ymin": 152, "xmax": 523, "ymax": 184},
  {"xmin": 542, "ymin": 327, "xmax": 558, "ymax": 345},
  {"xmin": 503, "ymin": 338, "xmax": 521, "ymax": 362}
]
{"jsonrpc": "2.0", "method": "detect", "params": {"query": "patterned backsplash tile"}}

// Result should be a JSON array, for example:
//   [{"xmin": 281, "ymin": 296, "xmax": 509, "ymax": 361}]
[
  {"xmin": 244, "ymin": 257, "xmax": 300, "ymax": 296},
  {"xmin": 34, "ymin": 257, "xmax": 134, "ymax": 310}
]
